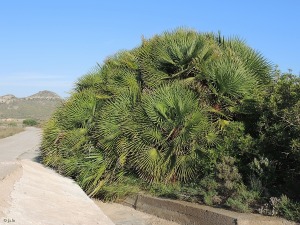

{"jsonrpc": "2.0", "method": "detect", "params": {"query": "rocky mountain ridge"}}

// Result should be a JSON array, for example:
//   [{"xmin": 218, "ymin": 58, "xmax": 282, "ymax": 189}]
[
  {"xmin": 0, "ymin": 94, "xmax": 17, "ymax": 104},
  {"xmin": 0, "ymin": 91, "xmax": 63, "ymax": 120},
  {"xmin": 0, "ymin": 91, "xmax": 61, "ymax": 104}
]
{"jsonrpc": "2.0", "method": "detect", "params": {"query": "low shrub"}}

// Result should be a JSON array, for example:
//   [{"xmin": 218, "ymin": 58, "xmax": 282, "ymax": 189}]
[
  {"xmin": 23, "ymin": 118, "xmax": 38, "ymax": 126},
  {"xmin": 258, "ymin": 195, "xmax": 300, "ymax": 222},
  {"xmin": 278, "ymin": 195, "xmax": 300, "ymax": 222},
  {"xmin": 96, "ymin": 176, "xmax": 141, "ymax": 202},
  {"xmin": 199, "ymin": 156, "xmax": 260, "ymax": 212}
]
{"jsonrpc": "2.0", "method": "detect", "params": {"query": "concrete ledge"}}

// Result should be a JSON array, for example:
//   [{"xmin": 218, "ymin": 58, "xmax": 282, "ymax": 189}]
[
  {"xmin": 123, "ymin": 194, "xmax": 297, "ymax": 225},
  {"xmin": 0, "ymin": 162, "xmax": 23, "ymax": 219},
  {"xmin": 1, "ymin": 160, "xmax": 115, "ymax": 225}
]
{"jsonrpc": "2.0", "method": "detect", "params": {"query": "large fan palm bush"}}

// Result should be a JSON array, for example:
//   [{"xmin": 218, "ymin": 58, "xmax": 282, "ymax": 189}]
[{"xmin": 41, "ymin": 28, "xmax": 272, "ymax": 199}]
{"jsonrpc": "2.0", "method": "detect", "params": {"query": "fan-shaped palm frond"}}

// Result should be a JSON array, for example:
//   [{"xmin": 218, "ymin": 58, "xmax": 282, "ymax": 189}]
[
  {"xmin": 75, "ymin": 66, "xmax": 104, "ymax": 92},
  {"xmin": 54, "ymin": 89, "xmax": 98, "ymax": 130},
  {"xmin": 129, "ymin": 83, "xmax": 217, "ymax": 183},
  {"xmin": 95, "ymin": 91, "xmax": 137, "ymax": 169},
  {"xmin": 201, "ymin": 56, "xmax": 257, "ymax": 100},
  {"xmin": 41, "ymin": 118, "xmax": 63, "ymax": 168},
  {"xmin": 100, "ymin": 50, "xmax": 142, "ymax": 100},
  {"xmin": 193, "ymin": 35, "xmax": 272, "ymax": 120},
  {"xmin": 78, "ymin": 152, "xmax": 107, "ymax": 193},
  {"xmin": 222, "ymin": 38, "xmax": 272, "ymax": 84},
  {"xmin": 138, "ymin": 28, "xmax": 215, "ymax": 88}
]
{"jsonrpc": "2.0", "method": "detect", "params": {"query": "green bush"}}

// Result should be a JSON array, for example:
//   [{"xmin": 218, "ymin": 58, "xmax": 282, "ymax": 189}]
[
  {"xmin": 226, "ymin": 189, "xmax": 259, "ymax": 213},
  {"xmin": 246, "ymin": 72, "xmax": 300, "ymax": 198},
  {"xmin": 97, "ymin": 176, "xmax": 140, "ymax": 202},
  {"xmin": 258, "ymin": 195, "xmax": 300, "ymax": 222},
  {"xmin": 23, "ymin": 119, "xmax": 38, "ymax": 126},
  {"xmin": 40, "ymin": 28, "xmax": 300, "ymax": 222},
  {"xmin": 146, "ymin": 182, "xmax": 182, "ymax": 199},
  {"xmin": 278, "ymin": 195, "xmax": 300, "ymax": 222},
  {"xmin": 199, "ymin": 156, "xmax": 259, "ymax": 212}
]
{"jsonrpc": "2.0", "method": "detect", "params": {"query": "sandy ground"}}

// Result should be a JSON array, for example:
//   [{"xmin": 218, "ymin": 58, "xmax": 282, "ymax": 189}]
[{"xmin": 0, "ymin": 127, "xmax": 179, "ymax": 225}]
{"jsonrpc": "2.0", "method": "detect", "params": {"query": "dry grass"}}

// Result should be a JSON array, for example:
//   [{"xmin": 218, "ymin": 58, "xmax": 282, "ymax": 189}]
[
  {"xmin": 0, "ymin": 127, "xmax": 24, "ymax": 139},
  {"xmin": 0, "ymin": 120, "xmax": 25, "ymax": 139}
]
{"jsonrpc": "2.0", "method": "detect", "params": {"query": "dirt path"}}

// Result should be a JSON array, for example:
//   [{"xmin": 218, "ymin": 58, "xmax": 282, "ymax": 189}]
[{"xmin": 0, "ymin": 127, "xmax": 41, "ymax": 163}]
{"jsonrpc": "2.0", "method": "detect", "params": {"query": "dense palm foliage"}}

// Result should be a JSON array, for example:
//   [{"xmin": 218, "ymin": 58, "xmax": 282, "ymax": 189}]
[
  {"xmin": 41, "ymin": 28, "xmax": 300, "ymax": 221},
  {"xmin": 129, "ymin": 83, "xmax": 215, "ymax": 183},
  {"xmin": 41, "ymin": 27, "xmax": 271, "ymax": 191}
]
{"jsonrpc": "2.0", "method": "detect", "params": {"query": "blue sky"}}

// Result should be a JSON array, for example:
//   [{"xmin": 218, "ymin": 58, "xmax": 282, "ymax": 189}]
[{"xmin": 0, "ymin": 0, "xmax": 299, "ymax": 98}]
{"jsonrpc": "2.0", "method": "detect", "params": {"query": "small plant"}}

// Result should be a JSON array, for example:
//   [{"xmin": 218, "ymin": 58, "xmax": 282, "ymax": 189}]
[
  {"xmin": 146, "ymin": 182, "xmax": 182, "ymax": 199},
  {"xmin": 226, "ymin": 197, "xmax": 250, "ymax": 213},
  {"xmin": 258, "ymin": 195, "xmax": 300, "ymax": 222},
  {"xmin": 199, "ymin": 156, "xmax": 259, "ymax": 212},
  {"xmin": 96, "ymin": 176, "xmax": 140, "ymax": 202},
  {"xmin": 199, "ymin": 176, "xmax": 220, "ymax": 205},
  {"xmin": 23, "ymin": 118, "xmax": 38, "ymax": 126},
  {"xmin": 278, "ymin": 195, "xmax": 300, "ymax": 222},
  {"xmin": 226, "ymin": 188, "xmax": 259, "ymax": 213},
  {"xmin": 8, "ymin": 122, "xmax": 17, "ymax": 127}
]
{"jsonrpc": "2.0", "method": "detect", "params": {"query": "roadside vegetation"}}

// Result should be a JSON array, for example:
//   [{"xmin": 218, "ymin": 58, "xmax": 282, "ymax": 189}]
[
  {"xmin": 41, "ymin": 28, "xmax": 300, "ymax": 222},
  {"xmin": 0, "ymin": 118, "xmax": 40, "ymax": 139},
  {"xmin": 0, "ymin": 120, "xmax": 24, "ymax": 139},
  {"xmin": 23, "ymin": 118, "xmax": 39, "ymax": 127}
]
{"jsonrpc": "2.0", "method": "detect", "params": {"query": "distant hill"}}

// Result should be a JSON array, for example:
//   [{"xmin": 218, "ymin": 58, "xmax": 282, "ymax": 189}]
[
  {"xmin": 25, "ymin": 90, "xmax": 62, "ymax": 100},
  {"xmin": 0, "ymin": 90, "xmax": 63, "ymax": 120}
]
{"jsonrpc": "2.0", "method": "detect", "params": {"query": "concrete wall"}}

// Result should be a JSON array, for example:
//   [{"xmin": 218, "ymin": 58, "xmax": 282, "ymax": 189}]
[{"xmin": 123, "ymin": 194, "xmax": 297, "ymax": 225}]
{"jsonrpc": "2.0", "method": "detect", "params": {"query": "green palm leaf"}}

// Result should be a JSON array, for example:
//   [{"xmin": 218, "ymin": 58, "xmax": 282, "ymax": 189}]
[
  {"xmin": 129, "ymin": 83, "xmax": 216, "ymax": 182},
  {"xmin": 139, "ymin": 28, "xmax": 214, "ymax": 88}
]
